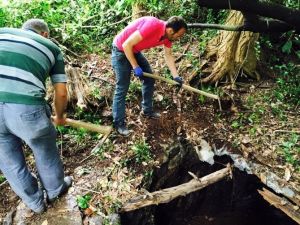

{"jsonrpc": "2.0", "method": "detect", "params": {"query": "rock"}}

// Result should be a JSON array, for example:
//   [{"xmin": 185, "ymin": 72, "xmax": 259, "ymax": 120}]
[
  {"xmin": 13, "ymin": 202, "xmax": 34, "ymax": 225},
  {"xmin": 108, "ymin": 213, "xmax": 120, "ymax": 224},
  {"xmin": 24, "ymin": 194, "xmax": 82, "ymax": 225},
  {"xmin": 3, "ymin": 208, "xmax": 15, "ymax": 225},
  {"xmin": 196, "ymin": 139, "xmax": 214, "ymax": 165},
  {"xmin": 85, "ymin": 215, "xmax": 103, "ymax": 225}
]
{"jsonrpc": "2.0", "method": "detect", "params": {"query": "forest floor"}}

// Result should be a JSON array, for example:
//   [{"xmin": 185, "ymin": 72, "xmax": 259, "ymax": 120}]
[{"xmin": 0, "ymin": 39, "xmax": 299, "ymax": 224}]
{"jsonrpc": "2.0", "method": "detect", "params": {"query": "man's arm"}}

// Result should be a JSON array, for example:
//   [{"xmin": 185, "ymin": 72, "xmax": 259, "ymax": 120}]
[
  {"xmin": 52, "ymin": 83, "xmax": 68, "ymax": 125},
  {"xmin": 164, "ymin": 46, "xmax": 179, "ymax": 78},
  {"xmin": 122, "ymin": 31, "xmax": 143, "ymax": 69}
]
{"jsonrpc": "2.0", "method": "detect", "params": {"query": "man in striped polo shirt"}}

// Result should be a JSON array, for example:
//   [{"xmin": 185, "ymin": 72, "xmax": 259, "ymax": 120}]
[
  {"xmin": 112, "ymin": 16, "xmax": 187, "ymax": 136},
  {"xmin": 0, "ymin": 19, "xmax": 71, "ymax": 213}
]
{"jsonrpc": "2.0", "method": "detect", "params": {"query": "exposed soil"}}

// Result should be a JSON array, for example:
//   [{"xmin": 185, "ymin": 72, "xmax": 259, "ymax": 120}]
[{"xmin": 0, "ymin": 40, "xmax": 299, "ymax": 223}]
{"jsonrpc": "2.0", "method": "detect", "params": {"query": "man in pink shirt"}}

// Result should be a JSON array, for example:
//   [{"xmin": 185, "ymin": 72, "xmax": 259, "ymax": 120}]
[{"xmin": 111, "ymin": 16, "xmax": 187, "ymax": 136}]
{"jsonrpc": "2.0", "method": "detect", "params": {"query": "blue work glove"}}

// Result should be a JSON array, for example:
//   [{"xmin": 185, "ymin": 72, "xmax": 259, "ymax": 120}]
[
  {"xmin": 133, "ymin": 66, "xmax": 143, "ymax": 78},
  {"xmin": 173, "ymin": 76, "xmax": 183, "ymax": 87}
]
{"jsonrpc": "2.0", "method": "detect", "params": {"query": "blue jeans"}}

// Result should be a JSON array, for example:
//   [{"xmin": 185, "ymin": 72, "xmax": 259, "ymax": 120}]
[
  {"xmin": 111, "ymin": 45, "xmax": 155, "ymax": 126},
  {"xmin": 0, "ymin": 102, "xmax": 65, "ymax": 212}
]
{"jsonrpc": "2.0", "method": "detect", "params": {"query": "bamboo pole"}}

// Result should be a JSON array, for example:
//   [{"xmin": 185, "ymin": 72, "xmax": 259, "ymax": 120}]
[
  {"xmin": 121, "ymin": 164, "xmax": 231, "ymax": 212},
  {"xmin": 143, "ymin": 72, "xmax": 219, "ymax": 100}
]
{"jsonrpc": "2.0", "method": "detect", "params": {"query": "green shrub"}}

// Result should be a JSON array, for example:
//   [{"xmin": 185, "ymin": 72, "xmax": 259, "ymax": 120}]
[
  {"xmin": 273, "ymin": 63, "xmax": 299, "ymax": 105},
  {"xmin": 132, "ymin": 139, "xmax": 152, "ymax": 163}
]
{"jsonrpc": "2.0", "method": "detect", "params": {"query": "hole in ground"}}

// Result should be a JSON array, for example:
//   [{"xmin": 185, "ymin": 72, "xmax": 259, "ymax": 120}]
[{"xmin": 121, "ymin": 155, "xmax": 297, "ymax": 225}]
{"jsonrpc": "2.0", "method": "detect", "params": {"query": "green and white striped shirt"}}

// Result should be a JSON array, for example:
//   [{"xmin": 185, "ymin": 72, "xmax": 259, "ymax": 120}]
[{"xmin": 0, "ymin": 28, "xmax": 67, "ymax": 105}]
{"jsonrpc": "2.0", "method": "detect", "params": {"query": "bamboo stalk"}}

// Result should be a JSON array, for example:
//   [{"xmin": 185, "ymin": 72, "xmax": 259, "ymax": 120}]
[
  {"xmin": 121, "ymin": 164, "xmax": 231, "ymax": 212},
  {"xmin": 143, "ymin": 72, "xmax": 219, "ymax": 100}
]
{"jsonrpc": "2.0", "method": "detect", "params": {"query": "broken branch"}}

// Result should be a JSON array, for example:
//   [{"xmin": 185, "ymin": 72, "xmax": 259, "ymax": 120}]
[
  {"xmin": 121, "ymin": 164, "xmax": 231, "ymax": 212},
  {"xmin": 79, "ymin": 133, "xmax": 111, "ymax": 164},
  {"xmin": 258, "ymin": 188, "xmax": 300, "ymax": 224}
]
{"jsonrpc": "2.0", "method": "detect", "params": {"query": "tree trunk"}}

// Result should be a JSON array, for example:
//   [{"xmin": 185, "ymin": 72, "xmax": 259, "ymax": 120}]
[
  {"xmin": 202, "ymin": 11, "xmax": 259, "ymax": 84},
  {"xmin": 197, "ymin": 0, "xmax": 300, "ymax": 32},
  {"xmin": 132, "ymin": 3, "xmax": 145, "ymax": 20}
]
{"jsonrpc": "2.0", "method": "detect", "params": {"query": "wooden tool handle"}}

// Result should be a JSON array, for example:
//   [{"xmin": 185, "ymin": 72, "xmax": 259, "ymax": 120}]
[
  {"xmin": 143, "ymin": 72, "xmax": 219, "ymax": 100},
  {"xmin": 65, "ymin": 118, "xmax": 112, "ymax": 135}
]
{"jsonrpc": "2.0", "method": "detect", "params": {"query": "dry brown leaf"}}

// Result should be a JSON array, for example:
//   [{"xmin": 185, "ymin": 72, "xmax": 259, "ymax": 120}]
[
  {"xmin": 284, "ymin": 167, "xmax": 291, "ymax": 182},
  {"xmin": 260, "ymin": 173, "xmax": 267, "ymax": 184},
  {"xmin": 41, "ymin": 220, "xmax": 48, "ymax": 225},
  {"xmin": 242, "ymin": 135, "xmax": 251, "ymax": 144},
  {"xmin": 293, "ymin": 205, "xmax": 299, "ymax": 211},
  {"xmin": 176, "ymin": 126, "xmax": 182, "ymax": 134},
  {"xmin": 155, "ymin": 94, "xmax": 164, "ymax": 102},
  {"xmin": 84, "ymin": 206, "xmax": 96, "ymax": 216}
]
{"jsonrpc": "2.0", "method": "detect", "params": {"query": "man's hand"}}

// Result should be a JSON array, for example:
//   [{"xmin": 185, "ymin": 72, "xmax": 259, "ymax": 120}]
[
  {"xmin": 52, "ymin": 115, "xmax": 66, "ymax": 126},
  {"xmin": 173, "ymin": 76, "xmax": 183, "ymax": 87},
  {"xmin": 133, "ymin": 66, "xmax": 143, "ymax": 78}
]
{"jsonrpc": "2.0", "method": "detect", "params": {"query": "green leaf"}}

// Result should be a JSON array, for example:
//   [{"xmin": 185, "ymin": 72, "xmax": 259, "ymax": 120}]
[
  {"xmin": 76, "ymin": 194, "xmax": 92, "ymax": 209},
  {"xmin": 0, "ymin": 175, "xmax": 6, "ymax": 183},
  {"xmin": 282, "ymin": 40, "xmax": 292, "ymax": 54},
  {"xmin": 231, "ymin": 121, "xmax": 240, "ymax": 129}
]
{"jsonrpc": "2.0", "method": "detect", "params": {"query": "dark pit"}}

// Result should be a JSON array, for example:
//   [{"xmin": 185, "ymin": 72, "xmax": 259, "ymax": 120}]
[{"xmin": 120, "ymin": 142, "xmax": 298, "ymax": 225}]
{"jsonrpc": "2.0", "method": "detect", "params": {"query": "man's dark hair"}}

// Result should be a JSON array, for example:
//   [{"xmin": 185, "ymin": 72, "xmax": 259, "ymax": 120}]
[
  {"xmin": 22, "ymin": 19, "xmax": 50, "ymax": 36},
  {"xmin": 166, "ymin": 16, "xmax": 187, "ymax": 33}
]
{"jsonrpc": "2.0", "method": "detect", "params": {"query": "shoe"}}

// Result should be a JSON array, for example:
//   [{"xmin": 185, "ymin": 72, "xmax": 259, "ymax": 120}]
[
  {"xmin": 48, "ymin": 176, "xmax": 72, "ymax": 203},
  {"xmin": 34, "ymin": 203, "xmax": 46, "ymax": 214},
  {"xmin": 115, "ymin": 122, "xmax": 130, "ymax": 136},
  {"xmin": 141, "ymin": 111, "xmax": 161, "ymax": 119}
]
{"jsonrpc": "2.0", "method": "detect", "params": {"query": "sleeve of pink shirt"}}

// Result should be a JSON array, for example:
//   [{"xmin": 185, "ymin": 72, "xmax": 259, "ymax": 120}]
[{"xmin": 164, "ymin": 39, "xmax": 172, "ymax": 48}]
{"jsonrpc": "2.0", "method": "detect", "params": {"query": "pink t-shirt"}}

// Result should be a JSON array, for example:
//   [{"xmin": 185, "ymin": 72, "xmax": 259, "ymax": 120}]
[{"xmin": 114, "ymin": 16, "xmax": 172, "ymax": 53}]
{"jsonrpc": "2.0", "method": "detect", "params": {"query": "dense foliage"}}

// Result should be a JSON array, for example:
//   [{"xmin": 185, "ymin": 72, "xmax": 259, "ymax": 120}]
[
  {"xmin": 0, "ymin": 0, "xmax": 132, "ymax": 52},
  {"xmin": 0, "ymin": 0, "xmax": 202, "ymax": 52}
]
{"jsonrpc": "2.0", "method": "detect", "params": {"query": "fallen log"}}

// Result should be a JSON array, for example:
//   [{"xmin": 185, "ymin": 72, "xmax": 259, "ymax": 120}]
[
  {"xmin": 258, "ymin": 188, "xmax": 300, "ymax": 224},
  {"xmin": 121, "ymin": 164, "xmax": 232, "ymax": 212}
]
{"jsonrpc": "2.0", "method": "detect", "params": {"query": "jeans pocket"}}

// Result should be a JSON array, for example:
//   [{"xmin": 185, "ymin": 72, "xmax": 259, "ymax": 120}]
[
  {"xmin": 20, "ymin": 106, "xmax": 53, "ymax": 139},
  {"xmin": 20, "ymin": 107, "xmax": 45, "ymax": 121}
]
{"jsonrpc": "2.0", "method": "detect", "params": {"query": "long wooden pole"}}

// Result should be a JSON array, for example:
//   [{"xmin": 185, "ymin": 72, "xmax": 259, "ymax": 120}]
[
  {"xmin": 121, "ymin": 164, "xmax": 231, "ymax": 212},
  {"xmin": 65, "ymin": 118, "xmax": 113, "ymax": 135},
  {"xmin": 52, "ymin": 116, "xmax": 113, "ymax": 135},
  {"xmin": 143, "ymin": 72, "xmax": 219, "ymax": 100}
]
